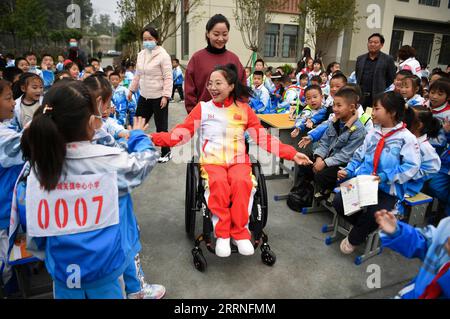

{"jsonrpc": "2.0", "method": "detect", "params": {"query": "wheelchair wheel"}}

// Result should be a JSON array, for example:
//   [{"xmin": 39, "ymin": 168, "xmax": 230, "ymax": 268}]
[
  {"xmin": 192, "ymin": 249, "xmax": 207, "ymax": 272},
  {"xmin": 253, "ymin": 162, "xmax": 269, "ymax": 228},
  {"xmin": 185, "ymin": 161, "xmax": 197, "ymax": 238},
  {"xmin": 261, "ymin": 248, "xmax": 276, "ymax": 266}
]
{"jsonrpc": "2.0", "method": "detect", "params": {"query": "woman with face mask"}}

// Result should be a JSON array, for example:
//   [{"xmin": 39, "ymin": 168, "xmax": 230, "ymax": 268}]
[{"xmin": 129, "ymin": 26, "xmax": 173, "ymax": 163}]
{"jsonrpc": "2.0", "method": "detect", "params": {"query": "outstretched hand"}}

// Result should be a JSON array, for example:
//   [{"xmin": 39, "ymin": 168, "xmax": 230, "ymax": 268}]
[
  {"xmin": 298, "ymin": 136, "xmax": 311, "ymax": 149},
  {"xmin": 128, "ymin": 117, "xmax": 149, "ymax": 132},
  {"xmin": 293, "ymin": 152, "xmax": 313, "ymax": 166},
  {"xmin": 375, "ymin": 209, "xmax": 397, "ymax": 235}
]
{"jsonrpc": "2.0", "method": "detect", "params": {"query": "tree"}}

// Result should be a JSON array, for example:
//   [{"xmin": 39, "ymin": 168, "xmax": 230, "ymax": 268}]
[
  {"xmin": 298, "ymin": 0, "xmax": 362, "ymax": 59},
  {"xmin": 117, "ymin": 0, "xmax": 203, "ymax": 46},
  {"xmin": 14, "ymin": 0, "xmax": 48, "ymax": 51},
  {"xmin": 233, "ymin": 0, "xmax": 290, "ymax": 68}
]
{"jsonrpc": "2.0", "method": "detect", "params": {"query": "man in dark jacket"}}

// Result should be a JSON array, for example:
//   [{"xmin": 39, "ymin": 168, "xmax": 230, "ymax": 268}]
[
  {"xmin": 355, "ymin": 33, "xmax": 397, "ymax": 109},
  {"xmin": 65, "ymin": 38, "xmax": 88, "ymax": 70}
]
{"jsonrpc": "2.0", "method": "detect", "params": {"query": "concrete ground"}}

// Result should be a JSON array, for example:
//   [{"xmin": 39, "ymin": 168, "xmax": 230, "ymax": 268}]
[{"xmin": 133, "ymin": 99, "xmax": 422, "ymax": 299}]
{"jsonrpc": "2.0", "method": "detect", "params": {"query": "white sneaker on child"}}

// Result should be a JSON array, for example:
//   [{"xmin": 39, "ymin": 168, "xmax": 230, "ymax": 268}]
[
  {"xmin": 215, "ymin": 238, "xmax": 231, "ymax": 257},
  {"xmin": 340, "ymin": 237, "xmax": 356, "ymax": 255},
  {"xmin": 232, "ymin": 239, "xmax": 255, "ymax": 256}
]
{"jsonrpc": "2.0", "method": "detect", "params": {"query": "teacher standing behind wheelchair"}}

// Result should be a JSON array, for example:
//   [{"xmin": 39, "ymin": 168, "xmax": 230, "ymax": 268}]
[{"xmin": 129, "ymin": 25, "xmax": 173, "ymax": 163}]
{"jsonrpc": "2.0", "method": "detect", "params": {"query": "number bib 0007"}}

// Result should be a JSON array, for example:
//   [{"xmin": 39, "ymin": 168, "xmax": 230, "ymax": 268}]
[{"xmin": 26, "ymin": 170, "xmax": 119, "ymax": 237}]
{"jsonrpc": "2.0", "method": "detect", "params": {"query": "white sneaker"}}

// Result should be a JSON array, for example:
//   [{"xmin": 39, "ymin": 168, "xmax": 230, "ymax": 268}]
[
  {"xmin": 340, "ymin": 237, "xmax": 356, "ymax": 255},
  {"xmin": 215, "ymin": 238, "xmax": 231, "ymax": 257},
  {"xmin": 232, "ymin": 239, "xmax": 255, "ymax": 256},
  {"xmin": 158, "ymin": 152, "xmax": 172, "ymax": 163}
]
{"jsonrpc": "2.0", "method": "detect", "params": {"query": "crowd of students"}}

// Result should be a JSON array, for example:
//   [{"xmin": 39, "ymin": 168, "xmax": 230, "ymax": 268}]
[{"xmin": 0, "ymin": 39, "xmax": 449, "ymax": 299}]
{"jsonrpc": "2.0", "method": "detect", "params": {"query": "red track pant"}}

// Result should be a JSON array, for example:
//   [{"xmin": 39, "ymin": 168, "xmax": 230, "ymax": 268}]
[{"xmin": 200, "ymin": 163, "xmax": 256, "ymax": 240}]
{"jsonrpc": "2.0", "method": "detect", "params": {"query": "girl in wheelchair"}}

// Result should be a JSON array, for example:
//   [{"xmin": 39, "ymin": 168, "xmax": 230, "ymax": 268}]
[{"xmin": 150, "ymin": 64, "xmax": 312, "ymax": 257}]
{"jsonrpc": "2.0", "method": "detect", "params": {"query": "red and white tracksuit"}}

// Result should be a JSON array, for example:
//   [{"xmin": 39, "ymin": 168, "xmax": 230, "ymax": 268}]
[{"xmin": 151, "ymin": 97, "xmax": 297, "ymax": 240}]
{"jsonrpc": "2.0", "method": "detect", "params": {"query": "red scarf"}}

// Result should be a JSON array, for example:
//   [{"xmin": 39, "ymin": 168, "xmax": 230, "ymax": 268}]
[
  {"xmin": 419, "ymin": 262, "xmax": 450, "ymax": 299},
  {"xmin": 372, "ymin": 124, "xmax": 406, "ymax": 175}
]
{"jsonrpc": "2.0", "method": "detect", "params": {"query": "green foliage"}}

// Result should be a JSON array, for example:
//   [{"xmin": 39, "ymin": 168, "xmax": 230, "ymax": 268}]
[
  {"xmin": 280, "ymin": 64, "xmax": 294, "ymax": 76},
  {"xmin": 299, "ymin": 0, "xmax": 361, "ymax": 57}
]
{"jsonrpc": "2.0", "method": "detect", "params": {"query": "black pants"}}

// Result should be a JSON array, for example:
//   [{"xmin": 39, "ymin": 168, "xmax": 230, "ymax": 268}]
[
  {"xmin": 136, "ymin": 96, "xmax": 170, "ymax": 157},
  {"xmin": 333, "ymin": 190, "xmax": 397, "ymax": 246},
  {"xmin": 362, "ymin": 92, "xmax": 373, "ymax": 111},
  {"xmin": 295, "ymin": 163, "xmax": 340, "ymax": 192},
  {"xmin": 172, "ymin": 84, "xmax": 184, "ymax": 100}
]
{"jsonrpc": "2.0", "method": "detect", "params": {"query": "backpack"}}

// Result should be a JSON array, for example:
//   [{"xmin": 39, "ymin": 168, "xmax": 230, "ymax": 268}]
[{"xmin": 287, "ymin": 182, "xmax": 314, "ymax": 212}]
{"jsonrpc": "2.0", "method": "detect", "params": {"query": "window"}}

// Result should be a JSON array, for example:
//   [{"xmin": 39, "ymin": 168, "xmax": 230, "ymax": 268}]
[
  {"xmin": 438, "ymin": 34, "xmax": 450, "ymax": 64},
  {"xmin": 389, "ymin": 30, "xmax": 404, "ymax": 57},
  {"xmin": 264, "ymin": 24, "xmax": 280, "ymax": 58},
  {"xmin": 412, "ymin": 32, "xmax": 434, "ymax": 64},
  {"xmin": 418, "ymin": 0, "xmax": 440, "ymax": 6},
  {"xmin": 282, "ymin": 25, "xmax": 298, "ymax": 58},
  {"xmin": 264, "ymin": 24, "xmax": 298, "ymax": 60}
]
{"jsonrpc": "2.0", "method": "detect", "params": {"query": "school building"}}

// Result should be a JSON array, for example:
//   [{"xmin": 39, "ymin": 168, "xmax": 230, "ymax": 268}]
[{"xmin": 164, "ymin": 0, "xmax": 450, "ymax": 74}]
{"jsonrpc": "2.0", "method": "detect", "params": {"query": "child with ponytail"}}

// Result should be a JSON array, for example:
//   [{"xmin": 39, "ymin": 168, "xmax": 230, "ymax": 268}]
[{"xmin": 19, "ymin": 80, "xmax": 160, "ymax": 299}]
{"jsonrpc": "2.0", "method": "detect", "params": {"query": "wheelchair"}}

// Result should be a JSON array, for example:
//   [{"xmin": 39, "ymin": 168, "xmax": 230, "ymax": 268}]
[{"xmin": 185, "ymin": 155, "xmax": 276, "ymax": 272}]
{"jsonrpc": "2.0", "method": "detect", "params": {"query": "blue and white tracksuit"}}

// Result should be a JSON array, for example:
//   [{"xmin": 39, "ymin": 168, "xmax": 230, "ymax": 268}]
[
  {"xmin": 0, "ymin": 121, "xmax": 24, "ymax": 289},
  {"xmin": 102, "ymin": 117, "xmax": 129, "ymax": 141},
  {"xmin": 9, "ymin": 131, "xmax": 159, "ymax": 299},
  {"xmin": 295, "ymin": 105, "xmax": 323, "ymax": 131},
  {"xmin": 344, "ymin": 122, "xmax": 421, "ymax": 204},
  {"xmin": 380, "ymin": 217, "xmax": 450, "ymax": 299},
  {"xmin": 250, "ymin": 84, "xmax": 272, "ymax": 114},
  {"xmin": 247, "ymin": 75, "xmax": 275, "ymax": 94},
  {"xmin": 427, "ymin": 102, "xmax": 450, "ymax": 216},
  {"xmin": 405, "ymin": 135, "xmax": 441, "ymax": 197},
  {"xmin": 406, "ymin": 94, "xmax": 425, "ymax": 108},
  {"xmin": 277, "ymin": 86, "xmax": 300, "ymax": 114},
  {"xmin": 112, "ymin": 85, "xmax": 137, "ymax": 127}
]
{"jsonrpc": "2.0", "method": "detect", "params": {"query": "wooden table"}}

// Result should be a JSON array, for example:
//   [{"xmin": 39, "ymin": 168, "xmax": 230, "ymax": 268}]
[
  {"xmin": 257, "ymin": 113, "xmax": 295, "ymax": 130},
  {"xmin": 257, "ymin": 114, "xmax": 300, "ymax": 201}
]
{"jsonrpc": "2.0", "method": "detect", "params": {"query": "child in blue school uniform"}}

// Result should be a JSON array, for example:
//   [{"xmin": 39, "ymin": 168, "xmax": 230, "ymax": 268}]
[
  {"xmin": 400, "ymin": 75, "xmax": 425, "ymax": 108},
  {"xmin": 426, "ymin": 79, "xmax": 450, "ymax": 216},
  {"xmin": 85, "ymin": 75, "xmax": 130, "ymax": 142},
  {"xmin": 291, "ymin": 88, "xmax": 366, "ymax": 201},
  {"xmin": 297, "ymin": 73, "xmax": 348, "ymax": 139},
  {"xmin": 171, "ymin": 58, "xmax": 184, "ymax": 102},
  {"xmin": 403, "ymin": 105, "xmax": 441, "ymax": 198},
  {"xmin": 290, "ymin": 85, "xmax": 326, "ymax": 137},
  {"xmin": 375, "ymin": 211, "xmax": 449, "ymax": 299},
  {"xmin": 276, "ymin": 75, "xmax": 300, "ymax": 114},
  {"xmin": 0, "ymin": 80, "xmax": 24, "ymax": 294},
  {"xmin": 109, "ymin": 72, "xmax": 137, "ymax": 127},
  {"xmin": 298, "ymin": 84, "xmax": 373, "ymax": 150},
  {"xmin": 249, "ymin": 70, "xmax": 273, "ymax": 114},
  {"xmin": 17, "ymin": 80, "xmax": 162, "ymax": 299},
  {"xmin": 83, "ymin": 74, "xmax": 165, "ymax": 299},
  {"xmin": 336, "ymin": 91, "xmax": 422, "ymax": 255}
]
